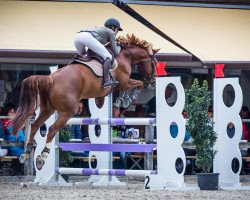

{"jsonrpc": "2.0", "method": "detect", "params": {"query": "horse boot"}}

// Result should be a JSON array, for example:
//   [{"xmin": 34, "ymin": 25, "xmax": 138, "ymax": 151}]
[
  {"xmin": 19, "ymin": 143, "xmax": 33, "ymax": 163},
  {"xmin": 36, "ymin": 146, "xmax": 50, "ymax": 170},
  {"xmin": 102, "ymin": 57, "xmax": 119, "ymax": 88}
]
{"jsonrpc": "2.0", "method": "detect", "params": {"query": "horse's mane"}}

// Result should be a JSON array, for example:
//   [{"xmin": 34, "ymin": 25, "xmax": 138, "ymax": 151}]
[{"xmin": 117, "ymin": 34, "xmax": 153, "ymax": 50}]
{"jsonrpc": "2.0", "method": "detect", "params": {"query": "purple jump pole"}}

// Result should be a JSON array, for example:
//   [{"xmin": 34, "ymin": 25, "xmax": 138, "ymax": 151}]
[
  {"xmin": 66, "ymin": 118, "xmax": 156, "ymax": 126},
  {"xmin": 56, "ymin": 167, "xmax": 156, "ymax": 177},
  {"xmin": 58, "ymin": 143, "xmax": 156, "ymax": 152}
]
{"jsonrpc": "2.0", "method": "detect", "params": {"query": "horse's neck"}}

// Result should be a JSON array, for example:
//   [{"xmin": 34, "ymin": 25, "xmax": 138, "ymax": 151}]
[
  {"xmin": 116, "ymin": 57, "xmax": 132, "ymax": 75},
  {"xmin": 117, "ymin": 48, "xmax": 135, "ymax": 66}
]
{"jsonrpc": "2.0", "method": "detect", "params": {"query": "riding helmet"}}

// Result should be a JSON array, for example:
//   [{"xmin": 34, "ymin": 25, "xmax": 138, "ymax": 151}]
[{"xmin": 104, "ymin": 18, "xmax": 123, "ymax": 31}]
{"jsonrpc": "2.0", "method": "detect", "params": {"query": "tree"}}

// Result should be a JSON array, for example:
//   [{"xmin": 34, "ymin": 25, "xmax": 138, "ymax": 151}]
[
  {"xmin": 185, "ymin": 79, "xmax": 217, "ymax": 173},
  {"xmin": 59, "ymin": 127, "xmax": 74, "ymax": 167}
]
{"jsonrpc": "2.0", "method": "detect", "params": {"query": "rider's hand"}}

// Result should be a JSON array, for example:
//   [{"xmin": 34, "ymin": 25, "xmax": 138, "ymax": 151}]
[{"xmin": 117, "ymin": 42, "xmax": 125, "ymax": 48}]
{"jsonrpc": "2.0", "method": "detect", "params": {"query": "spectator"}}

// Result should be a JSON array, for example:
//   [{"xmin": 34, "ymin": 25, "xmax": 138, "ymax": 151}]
[
  {"xmin": 70, "ymin": 101, "xmax": 84, "ymax": 140},
  {"xmin": 240, "ymin": 106, "xmax": 250, "ymax": 168},
  {"xmin": 112, "ymin": 103, "xmax": 121, "ymax": 117},
  {"xmin": 0, "ymin": 107, "xmax": 5, "ymax": 139},
  {"xmin": 1, "ymin": 107, "xmax": 25, "ymax": 156},
  {"xmin": 70, "ymin": 101, "xmax": 88, "ymax": 160},
  {"xmin": 0, "ymin": 120, "xmax": 4, "ymax": 139},
  {"xmin": 240, "ymin": 106, "xmax": 250, "ymax": 141},
  {"xmin": 165, "ymin": 84, "xmax": 176, "ymax": 106},
  {"xmin": 227, "ymin": 122, "xmax": 235, "ymax": 139},
  {"xmin": 182, "ymin": 109, "xmax": 188, "ymax": 119},
  {"xmin": 1, "ymin": 106, "xmax": 15, "ymax": 128},
  {"xmin": 4, "ymin": 103, "xmax": 16, "ymax": 111},
  {"xmin": 112, "ymin": 103, "xmax": 127, "ymax": 138},
  {"xmin": 80, "ymin": 99, "xmax": 91, "ymax": 140},
  {"xmin": 147, "ymin": 96, "xmax": 156, "ymax": 118},
  {"xmin": 208, "ymin": 106, "xmax": 213, "ymax": 119},
  {"xmin": 120, "ymin": 107, "xmax": 126, "ymax": 118},
  {"xmin": 134, "ymin": 105, "xmax": 146, "ymax": 138},
  {"xmin": 112, "ymin": 104, "xmax": 128, "ymax": 169},
  {"xmin": 0, "ymin": 107, "xmax": 8, "ymax": 156},
  {"xmin": 241, "ymin": 106, "xmax": 250, "ymax": 119},
  {"xmin": 147, "ymin": 96, "xmax": 157, "ymax": 139}
]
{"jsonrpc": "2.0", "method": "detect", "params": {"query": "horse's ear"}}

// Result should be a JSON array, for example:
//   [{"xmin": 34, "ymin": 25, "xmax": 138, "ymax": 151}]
[{"xmin": 153, "ymin": 48, "xmax": 160, "ymax": 55}]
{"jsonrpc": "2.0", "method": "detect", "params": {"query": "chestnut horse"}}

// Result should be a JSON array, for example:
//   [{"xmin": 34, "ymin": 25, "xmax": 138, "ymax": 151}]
[{"xmin": 11, "ymin": 34, "xmax": 159, "ymax": 169}]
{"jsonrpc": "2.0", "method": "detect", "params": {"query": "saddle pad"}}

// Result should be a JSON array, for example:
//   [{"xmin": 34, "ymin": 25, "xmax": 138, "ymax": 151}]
[
  {"xmin": 74, "ymin": 59, "xmax": 103, "ymax": 77},
  {"xmin": 74, "ymin": 59, "xmax": 117, "ymax": 77}
]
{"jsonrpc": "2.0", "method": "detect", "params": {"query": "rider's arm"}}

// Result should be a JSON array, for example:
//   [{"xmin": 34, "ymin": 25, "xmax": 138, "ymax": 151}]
[{"xmin": 107, "ymin": 29, "xmax": 121, "ymax": 56}]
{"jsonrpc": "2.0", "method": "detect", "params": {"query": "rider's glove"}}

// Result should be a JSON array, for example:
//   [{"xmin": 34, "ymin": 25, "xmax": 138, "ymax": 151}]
[{"xmin": 117, "ymin": 42, "xmax": 125, "ymax": 48}]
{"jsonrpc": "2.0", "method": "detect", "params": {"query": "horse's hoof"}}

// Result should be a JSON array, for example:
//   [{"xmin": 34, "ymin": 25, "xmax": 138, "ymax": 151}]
[
  {"xmin": 36, "ymin": 155, "xmax": 45, "ymax": 170},
  {"xmin": 122, "ymin": 98, "xmax": 132, "ymax": 109},
  {"xmin": 115, "ymin": 97, "xmax": 123, "ymax": 107},
  {"xmin": 148, "ymin": 82, "xmax": 156, "ymax": 89},
  {"xmin": 19, "ymin": 154, "xmax": 29, "ymax": 163}
]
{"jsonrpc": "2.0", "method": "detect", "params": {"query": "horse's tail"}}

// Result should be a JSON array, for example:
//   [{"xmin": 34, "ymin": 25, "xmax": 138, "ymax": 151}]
[{"xmin": 12, "ymin": 75, "xmax": 52, "ymax": 135}]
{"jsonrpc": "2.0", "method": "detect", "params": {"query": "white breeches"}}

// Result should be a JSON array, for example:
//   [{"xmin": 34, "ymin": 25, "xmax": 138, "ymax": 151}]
[{"xmin": 74, "ymin": 32, "xmax": 112, "ymax": 60}]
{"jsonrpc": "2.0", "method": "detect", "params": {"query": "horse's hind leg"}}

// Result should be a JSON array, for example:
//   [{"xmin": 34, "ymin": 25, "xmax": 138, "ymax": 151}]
[
  {"xmin": 19, "ymin": 109, "xmax": 54, "ymax": 163},
  {"xmin": 36, "ymin": 112, "xmax": 71, "ymax": 170}
]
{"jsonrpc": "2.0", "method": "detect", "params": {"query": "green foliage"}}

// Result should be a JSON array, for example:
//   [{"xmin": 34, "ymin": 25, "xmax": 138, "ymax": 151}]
[
  {"xmin": 185, "ymin": 79, "xmax": 217, "ymax": 173},
  {"xmin": 59, "ymin": 127, "xmax": 74, "ymax": 167}
]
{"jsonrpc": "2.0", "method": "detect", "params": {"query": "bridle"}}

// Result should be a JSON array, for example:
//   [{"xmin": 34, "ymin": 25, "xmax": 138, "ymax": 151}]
[{"xmin": 122, "ymin": 47, "xmax": 157, "ymax": 83}]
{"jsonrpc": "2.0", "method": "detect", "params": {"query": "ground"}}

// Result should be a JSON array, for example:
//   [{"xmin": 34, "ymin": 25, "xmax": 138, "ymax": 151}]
[{"xmin": 1, "ymin": 176, "xmax": 250, "ymax": 200}]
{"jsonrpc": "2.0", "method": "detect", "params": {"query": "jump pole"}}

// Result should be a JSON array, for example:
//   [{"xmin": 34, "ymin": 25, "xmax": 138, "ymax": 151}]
[
  {"xmin": 56, "ymin": 167, "xmax": 156, "ymax": 177},
  {"xmin": 67, "ymin": 118, "xmax": 156, "ymax": 126}
]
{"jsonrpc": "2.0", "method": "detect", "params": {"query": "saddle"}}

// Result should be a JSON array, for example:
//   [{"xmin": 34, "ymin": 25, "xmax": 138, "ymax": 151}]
[
  {"xmin": 73, "ymin": 49, "xmax": 114, "ymax": 64},
  {"xmin": 71, "ymin": 49, "xmax": 117, "ymax": 77}
]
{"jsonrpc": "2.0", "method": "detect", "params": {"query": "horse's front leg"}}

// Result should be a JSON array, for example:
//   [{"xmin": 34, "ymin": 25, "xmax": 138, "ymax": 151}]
[
  {"xmin": 127, "ymin": 79, "xmax": 144, "ymax": 97},
  {"xmin": 115, "ymin": 91, "xmax": 130, "ymax": 108},
  {"xmin": 118, "ymin": 79, "xmax": 144, "ymax": 108},
  {"xmin": 130, "ymin": 88, "xmax": 141, "ymax": 101},
  {"xmin": 121, "ymin": 88, "xmax": 142, "ymax": 108}
]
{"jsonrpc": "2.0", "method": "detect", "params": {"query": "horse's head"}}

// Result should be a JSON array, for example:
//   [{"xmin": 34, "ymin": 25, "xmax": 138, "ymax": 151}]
[
  {"xmin": 134, "ymin": 46, "xmax": 159, "ymax": 85},
  {"xmin": 117, "ymin": 34, "xmax": 160, "ymax": 86}
]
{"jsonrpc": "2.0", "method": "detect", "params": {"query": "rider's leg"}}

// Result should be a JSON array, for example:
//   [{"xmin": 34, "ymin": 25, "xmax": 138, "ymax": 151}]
[
  {"xmin": 74, "ymin": 33, "xmax": 87, "ymax": 55},
  {"xmin": 102, "ymin": 57, "xmax": 119, "ymax": 88},
  {"xmin": 74, "ymin": 32, "xmax": 118, "ymax": 88}
]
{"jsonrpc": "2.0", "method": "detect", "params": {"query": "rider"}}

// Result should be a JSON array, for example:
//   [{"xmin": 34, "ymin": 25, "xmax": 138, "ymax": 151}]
[{"xmin": 74, "ymin": 18, "xmax": 123, "ymax": 88}]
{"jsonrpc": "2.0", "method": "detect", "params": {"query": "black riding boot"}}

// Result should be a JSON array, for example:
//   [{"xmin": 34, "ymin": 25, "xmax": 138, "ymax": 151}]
[{"xmin": 102, "ymin": 57, "xmax": 119, "ymax": 88}]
